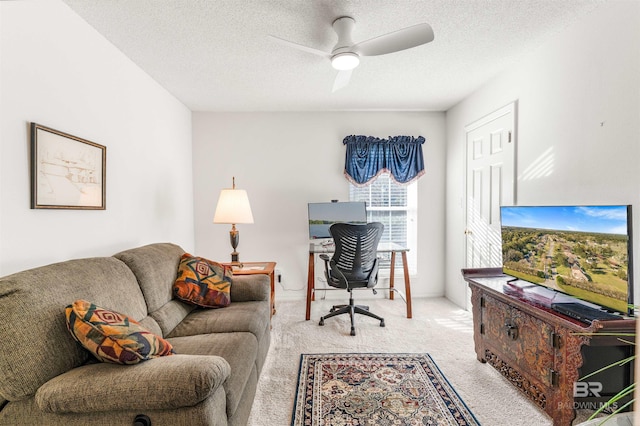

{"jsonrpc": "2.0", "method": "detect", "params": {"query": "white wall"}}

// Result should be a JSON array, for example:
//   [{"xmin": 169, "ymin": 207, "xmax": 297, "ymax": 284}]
[
  {"xmin": 445, "ymin": 0, "xmax": 640, "ymax": 307},
  {"xmin": 0, "ymin": 0, "xmax": 194, "ymax": 275},
  {"xmin": 4, "ymin": 0, "xmax": 635, "ymax": 313},
  {"xmin": 193, "ymin": 112, "xmax": 446, "ymax": 302}
]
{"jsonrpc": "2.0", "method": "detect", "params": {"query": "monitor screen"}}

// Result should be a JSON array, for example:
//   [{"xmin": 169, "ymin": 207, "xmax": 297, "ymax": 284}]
[
  {"xmin": 500, "ymin": 205, "xmax": 633, "ymax": 315},
  {"xmin": 308, "ymin": 201, "xmax": 367, "ymax": 239}
]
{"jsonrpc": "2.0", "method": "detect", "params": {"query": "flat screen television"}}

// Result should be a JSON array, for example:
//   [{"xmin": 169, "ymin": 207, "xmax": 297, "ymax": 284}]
[
  {"xmin": 308, "ymin": 201, "xmax": 367, "ymax": 240},
  {"xmin": 500, "ymin": 205, "xmax": 633, "ymax": 315}
]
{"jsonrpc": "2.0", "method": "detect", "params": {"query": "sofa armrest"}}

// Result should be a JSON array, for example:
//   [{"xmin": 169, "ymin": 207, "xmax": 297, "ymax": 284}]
[
  {"xmin": 230, "ymin": 274, "xmax": 270, "ymax": 302},
  {"xmin": 35, "ymin": 355, "xmax": 230, "ymax": 414}
]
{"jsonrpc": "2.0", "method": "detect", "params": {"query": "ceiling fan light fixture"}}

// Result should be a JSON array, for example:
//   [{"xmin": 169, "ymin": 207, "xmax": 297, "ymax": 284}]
[{"xmin": 331, "ymin": 52, "xmax": 359, "ymax": 70}]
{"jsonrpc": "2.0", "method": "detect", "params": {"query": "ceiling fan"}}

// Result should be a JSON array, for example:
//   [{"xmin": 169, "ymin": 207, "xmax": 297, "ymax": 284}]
[{"xmin": 269, "ymin": 16, "xmax": 434, "ymax": 92}]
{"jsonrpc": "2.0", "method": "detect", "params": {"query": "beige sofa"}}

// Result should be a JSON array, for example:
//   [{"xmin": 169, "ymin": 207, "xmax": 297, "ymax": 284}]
[{"xmin": 0, "ymin": 243, "xmax": 271, "ymax": 426}]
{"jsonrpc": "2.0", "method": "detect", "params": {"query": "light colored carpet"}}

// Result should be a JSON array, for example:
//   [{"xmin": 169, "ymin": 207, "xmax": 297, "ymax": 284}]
[{"xmin": 248, "ymin": 296, "xmax": 592, "ymax": 425}]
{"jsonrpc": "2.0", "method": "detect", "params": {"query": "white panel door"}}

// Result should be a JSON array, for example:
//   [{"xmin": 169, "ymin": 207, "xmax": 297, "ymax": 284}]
[{"xmin": 465, "ymin": 103, "xmax": 516, "ymax": 275}]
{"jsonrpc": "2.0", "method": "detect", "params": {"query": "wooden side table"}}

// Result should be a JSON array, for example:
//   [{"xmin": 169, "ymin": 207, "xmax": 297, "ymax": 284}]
[{"xmin": 225, "ymin": 262, "xmax": 276, "ymax": 317}]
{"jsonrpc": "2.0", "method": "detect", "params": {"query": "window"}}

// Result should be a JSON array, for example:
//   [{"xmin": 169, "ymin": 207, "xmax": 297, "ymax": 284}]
[{"xmin": 349, "ymin": 173, "xmax": 417, "ymax": 274}]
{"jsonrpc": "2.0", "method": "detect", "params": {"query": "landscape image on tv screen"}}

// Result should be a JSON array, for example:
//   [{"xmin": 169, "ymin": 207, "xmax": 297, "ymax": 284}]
[{"xmin": 500, "ymin": 205, "xmax": 632, "ymax": 314}]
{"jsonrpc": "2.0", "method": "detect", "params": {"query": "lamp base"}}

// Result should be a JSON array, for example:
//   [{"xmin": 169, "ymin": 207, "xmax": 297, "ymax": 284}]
[{"xmin": 229, "ymin": 226, "xmax": 241, "ymax": 264}]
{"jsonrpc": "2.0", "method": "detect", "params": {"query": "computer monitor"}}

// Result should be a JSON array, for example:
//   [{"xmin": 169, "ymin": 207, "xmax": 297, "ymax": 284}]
[{"xmin": 308, "ymin": 201, "xmax": 367, "ymax": 240}]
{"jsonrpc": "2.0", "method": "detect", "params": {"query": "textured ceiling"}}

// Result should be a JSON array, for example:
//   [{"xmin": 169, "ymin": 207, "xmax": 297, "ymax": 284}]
[{"xmin": 61, "ymin": 0, "xmax": 606, "ymax": 112}]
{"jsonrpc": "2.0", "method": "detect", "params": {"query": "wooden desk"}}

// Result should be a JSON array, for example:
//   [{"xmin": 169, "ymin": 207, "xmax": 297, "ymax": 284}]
[
  {"xmin": 226, "ymin": 262, "xmax": 276, "ymax": 317},
  {"xmin": 306, "ymin": 242, "xmax": 412, "ymax": 320}
]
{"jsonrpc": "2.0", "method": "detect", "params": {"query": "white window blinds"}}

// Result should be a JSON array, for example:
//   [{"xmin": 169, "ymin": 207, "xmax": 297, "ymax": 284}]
[{"xmin": 349, "ymin": 173, "xmax": 417, "ymax": 273}]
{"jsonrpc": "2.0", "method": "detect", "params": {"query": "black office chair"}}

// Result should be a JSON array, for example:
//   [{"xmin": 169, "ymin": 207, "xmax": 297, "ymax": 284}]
[{"xmin": 318, "ymin": 222, "xmax": 385, "ymax": 336}]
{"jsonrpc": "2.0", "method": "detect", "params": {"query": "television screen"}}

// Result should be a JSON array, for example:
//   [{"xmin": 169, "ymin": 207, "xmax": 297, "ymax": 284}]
[
  {"xmin": 308, "ymin": 201, "xmax": 367, "ymax": 239},
  {"xmin": 500, "ymin": 205, "xmax": 633, "ymax": 314}
]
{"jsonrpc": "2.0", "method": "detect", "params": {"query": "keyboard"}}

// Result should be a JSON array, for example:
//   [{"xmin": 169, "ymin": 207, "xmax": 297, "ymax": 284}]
[{"xmin": 551, "ymin": 302, "xmax": 622, "ymax": 324}]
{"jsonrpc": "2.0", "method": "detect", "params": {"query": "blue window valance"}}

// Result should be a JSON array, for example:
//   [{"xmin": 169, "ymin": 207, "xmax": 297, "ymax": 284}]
[{"xmin": 343, "ymin": 135, "xmax": 426, "ymax": 187}]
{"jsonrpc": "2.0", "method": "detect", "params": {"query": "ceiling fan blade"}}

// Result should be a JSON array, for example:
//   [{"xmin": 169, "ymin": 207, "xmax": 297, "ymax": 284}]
[
  {"xmin": 332, "ymin": 69, "xmax": 353, "ymax": 92},
  {"xmin": 268, "ymin": 35, "xmax": 330, "ymax": 58},
  {"xmin": 353, "ymin": 23, "xmax": 434, "ymax": 56}
]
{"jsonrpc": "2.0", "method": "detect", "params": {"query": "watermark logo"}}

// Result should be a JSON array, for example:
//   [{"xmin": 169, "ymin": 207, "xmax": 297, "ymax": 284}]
[
  {"xmin": 566, "ymin": 381, "xmax": 618, "ymax": 411},
  {"xmin": 558, "ymin": 401, "xmax": 618, "ymax": 411},
  {"xmin": 574, "ymin": 381, "xmax": 602, "ymax": 398}
]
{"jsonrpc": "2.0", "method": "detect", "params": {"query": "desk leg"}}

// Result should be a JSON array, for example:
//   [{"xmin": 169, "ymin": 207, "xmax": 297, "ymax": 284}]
[
  {"xmin": 389, "ymin": 251, "xmax": 396, "ymax": 300},
  {"xmin": 306, "ymin": 252, "xmax": 314, "ymax": 320},
  {"xmin": 269, "ymin": 270, "xmax": 276, "ymax": 316},
  {"xmin": 402, "ymin": 251, "xmax": 412, "ymax": 318}
]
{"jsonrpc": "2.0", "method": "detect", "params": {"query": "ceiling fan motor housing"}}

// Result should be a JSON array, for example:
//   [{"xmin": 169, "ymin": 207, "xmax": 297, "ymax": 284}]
[
  {"xmin": 332, "ymin": 16, "xmax": 357, "ymax": 54},
  {"xmin": 331, "ymin": 17, "xmax": 360, "ymax": 70}
]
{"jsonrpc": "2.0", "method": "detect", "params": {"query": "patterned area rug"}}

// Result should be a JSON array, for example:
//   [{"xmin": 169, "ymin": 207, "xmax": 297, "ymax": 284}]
[{"xmin": 291, "ymin": 353, "xmax": 480, "ymax": 426}]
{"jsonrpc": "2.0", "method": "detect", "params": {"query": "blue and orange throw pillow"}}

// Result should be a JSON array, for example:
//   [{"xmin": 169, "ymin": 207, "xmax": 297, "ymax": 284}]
[
  {"xmin": 66, "ymin": 300, "xmax": 174, "ymax": 364},
  {"xmin": 173, "ymin": 253, "xmax": 232, "ymax": 308}
]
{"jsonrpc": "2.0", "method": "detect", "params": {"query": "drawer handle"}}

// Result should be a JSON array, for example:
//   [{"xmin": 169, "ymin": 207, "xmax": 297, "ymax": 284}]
[{"xmin": 505, "ymin": 321, "xmax": 519, "ymax": 340}]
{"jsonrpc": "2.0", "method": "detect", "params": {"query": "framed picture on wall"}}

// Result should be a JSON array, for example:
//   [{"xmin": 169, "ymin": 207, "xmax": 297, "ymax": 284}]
[{"xmin": 30, "ymin": 123, "xmax": 106, "ymax": 210}]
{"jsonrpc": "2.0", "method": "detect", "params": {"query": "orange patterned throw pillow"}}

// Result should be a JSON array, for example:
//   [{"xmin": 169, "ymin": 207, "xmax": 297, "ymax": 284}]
[
  {"xmin": 65, "ymin": 300, "xmax": 174, "ymax": 364},
  {"xmin": 173, "ymin": 253, "xmax": 232, "ymax": 308}
]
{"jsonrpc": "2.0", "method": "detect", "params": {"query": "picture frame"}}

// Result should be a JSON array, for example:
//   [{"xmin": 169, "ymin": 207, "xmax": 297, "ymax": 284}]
[{"xmin": 30, "ymin": 123, "xmax": 106, "ymax": 210}]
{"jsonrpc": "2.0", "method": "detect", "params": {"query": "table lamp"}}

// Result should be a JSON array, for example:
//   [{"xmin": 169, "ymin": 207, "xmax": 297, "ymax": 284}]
[{"xmin": 213, "ymin": 177, "xmax": 254, "ymax": 263}]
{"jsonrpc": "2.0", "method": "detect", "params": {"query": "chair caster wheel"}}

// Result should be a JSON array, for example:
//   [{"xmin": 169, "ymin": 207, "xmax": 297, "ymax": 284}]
[
  {"xmin": 319, "ymin": 318, "xmax": 324, "ymax": 326},
  {"xmin": 380, "ymin": 320, "xmax": 385, "ymax": 327},
  {"xmin": 350, "ymin": 328, "xmax": 356, "ymax": 336}
]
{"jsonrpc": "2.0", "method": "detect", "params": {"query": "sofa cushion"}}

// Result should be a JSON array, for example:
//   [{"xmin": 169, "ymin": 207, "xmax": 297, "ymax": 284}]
[
  {"xmin": 229, "ymin": 274, "xmax": 270, "ymax": 302},
  {"xmin": 168, "ymin": 332, "xmax": 258, "ymax": 418},
  {"xmin": 0, "ymin": 257, "xmax": 147, "ymax": 401},
  {"xmin": 138, "ymin": 315, "xmax": 163, "ymax": 337},
  {"xmin": 35, "ymin": 355, "xmax": 230, "ymax": 413},
  {"xmin": 174, "ymin": 253, "xmax": 232, "ymax": 308},
  {"xmin": 168, "ymin": 301, "xmax": 270, "ymax": 340},
  {"xmin": 113, "ymin": 243, "xmax": 185, "ymax": 313},
  {"xmin": 149, "ymin": 299, "xmax": 196, "ymax": 337},
  {"xmin": 113, "ymin": 243, "xmax": 196, "ymax": 337},
  {"xmin": 66, "ymin": 300, "xmax": 174, "ymax": 364}
]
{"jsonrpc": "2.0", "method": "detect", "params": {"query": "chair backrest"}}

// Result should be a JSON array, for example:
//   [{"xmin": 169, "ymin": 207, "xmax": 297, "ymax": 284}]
[{"xmin": 329, "ymin": 222, "xmax": 384, "ymax": 283}]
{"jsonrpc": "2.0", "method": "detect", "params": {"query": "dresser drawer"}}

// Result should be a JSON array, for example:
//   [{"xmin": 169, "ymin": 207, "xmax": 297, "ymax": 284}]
[{"xmin": 482, "ymin": 294, "xmax": 556, "ymax": 387}]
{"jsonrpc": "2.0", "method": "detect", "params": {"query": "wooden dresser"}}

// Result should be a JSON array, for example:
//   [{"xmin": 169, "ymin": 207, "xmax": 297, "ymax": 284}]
[{"xmin": 462, "ymin": 268, "xmax": 635, "ymax": 426}]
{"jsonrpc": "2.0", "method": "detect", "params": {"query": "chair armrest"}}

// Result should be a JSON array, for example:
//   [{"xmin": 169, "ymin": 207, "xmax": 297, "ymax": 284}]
[
  {"xmin": 330, "ymin": 259, "xmax": 350, "ymax": 289},
  {"xmin": 319, "ymin": 254, "xmax": 336, "ymax": 286},
  {"xmin": 230, "ymin": 274, "xmax": 270, "ymax": 302},
  {"xmin": 368, "ymin": 257, "xmax": 380, "ymax": 288},
  {"xmin": 36, "ymin": 355, "xmax": 230, "ymax": 414}
]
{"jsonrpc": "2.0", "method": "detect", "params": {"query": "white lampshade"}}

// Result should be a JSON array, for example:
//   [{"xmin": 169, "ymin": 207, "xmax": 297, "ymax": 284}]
[{"xmin": 213, "ymin": 188, "xmax": 254, "ymax": 224}]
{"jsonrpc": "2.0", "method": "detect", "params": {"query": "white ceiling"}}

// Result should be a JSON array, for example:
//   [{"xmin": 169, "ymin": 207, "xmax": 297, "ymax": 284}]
[{"xmin": 61, "ymin": 0, "xmax": 606, "ymax": 112}]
